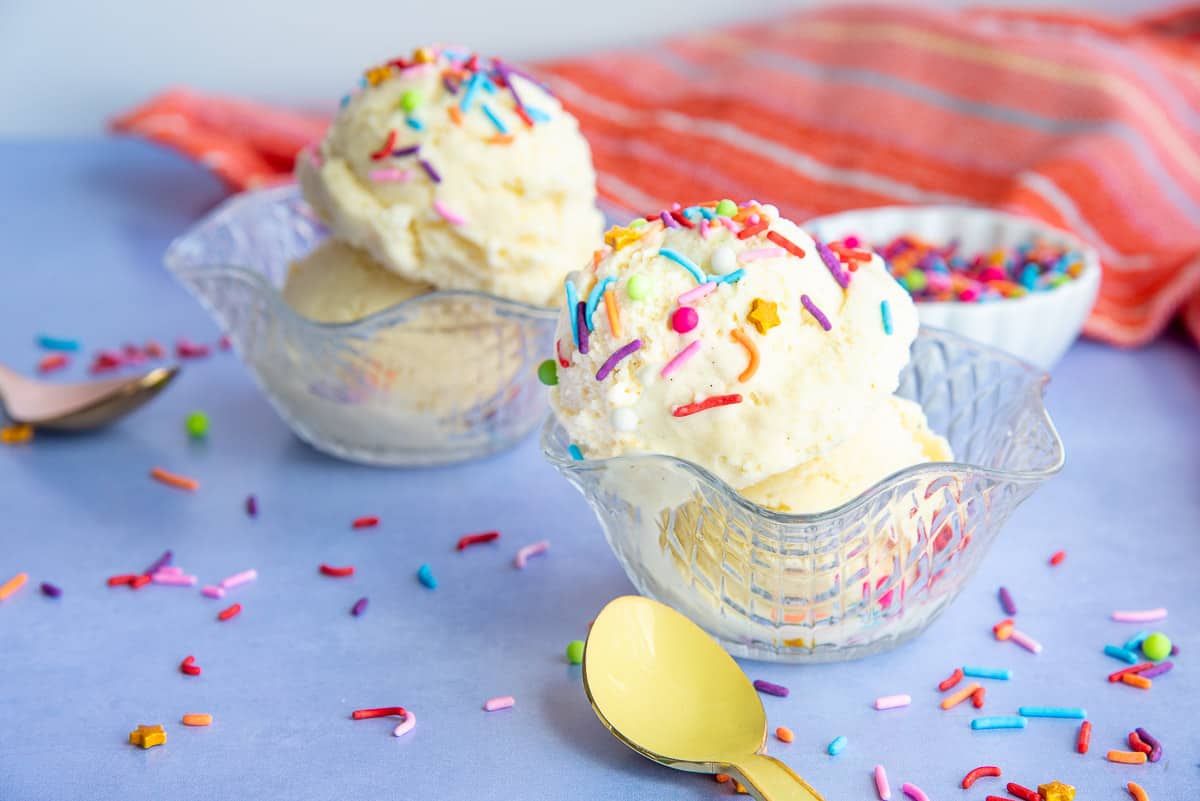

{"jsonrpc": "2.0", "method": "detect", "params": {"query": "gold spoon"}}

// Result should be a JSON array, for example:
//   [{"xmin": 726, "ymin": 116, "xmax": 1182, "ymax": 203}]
[
  {"xmin": 0, "ymin": 363, "xmax": 179, "ymax": 431},
  {"xmin": 583, "ymin": 595, "xmax": 824, "ymax": 801}
]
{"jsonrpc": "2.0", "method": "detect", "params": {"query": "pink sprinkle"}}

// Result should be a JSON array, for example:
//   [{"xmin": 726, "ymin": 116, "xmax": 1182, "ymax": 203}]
[
  {"xmin": 220, "ymin": 569, "xmax": 258, "ymax": 589},
  {"xmin": 738, "ymin": 247, "xmax": 786, "ymax": 263},
  {"xmin": 1112, "ymin": 608, "xmax": 1167, "ymax": 623},
  {"xmin": 151, "ymin": 572, "xmax": 197, "ymax": 587},
  {"xmin": 156, "ymin": 566, "xmax": 184, "ymax": 576},
  {"xmin": 660, "ymin": 340, "xmax": 701, "ymax": 378},
  {"xmin": 677, "ymin": 282, "xmax": 716, "ymax": 305},
  {"xmin": 514, "ymin": 540, "xmax": 549, "ymax": 569},
  {"xmin": 874, "ymin": 765, "xmax": 891, "ymax": 800},
  {"xmin": 201, "ymin": 585, "xmax": 225, "ymax": 599},
  {"xmin": 699, "ymin": 220, "xmax": 711, "ymax": 239},
  {"xmin": 874, "ymin": 694, "xmax": 911, "ymax": 710},
  {"xmin": 747, "ymin": 214, "xmax": 760, "ymax": 224},
  {"xmin": 660, "ymin": 210, "xmax": 679, "ymax": 229},
  {"xmin": 369, "ymin": 168, "xmax": 413, "ymax": 183},
  {"xmin": 901, "ymin": 782, "xmax": 930, "ymax": 801},
  {"xmin": 719, "ymin": 216, "xmax": 739, "ymax": 233},
  {"xmin": 1009, "ymin": 628, "xmax": 1043, "ymax": 653},
  {"xmin": 392, "ymin": 710, "xmax": 416, "ymax": 737},
  {"xmin": 483, "ymin": 696, "xmax": 515, "ymax": 712},
  {"xmin": 433, "ymin": 199, "xmax": 467, "ymax": 225}
]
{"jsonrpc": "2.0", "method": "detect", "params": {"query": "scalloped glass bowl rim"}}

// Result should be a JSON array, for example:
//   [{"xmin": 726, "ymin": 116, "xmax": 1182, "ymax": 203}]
[
  {"xmin": 541, "ymin": 327, "xmax": 1064, "ymax": 525},
  {"xmin": 162, "ymin": 186, "xmax": 559, "ymax": 335}
]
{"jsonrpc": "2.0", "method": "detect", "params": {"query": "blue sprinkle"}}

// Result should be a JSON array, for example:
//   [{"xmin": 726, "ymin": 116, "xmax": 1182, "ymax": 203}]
[
  {"xmin": 709, "ymin": 269, "xmax": 745, "ymax": 284},
  {"xmin": 340, "ymin": 94, "xmax": 352, "ymax": 108},
  {"xmin": 405, "ymin": 116, "xmax": 424, "ymax": 131},
  {"xmin": 480, "ymin": 74, "xmax": 498, "ymax": 94},
  {"xmin": 460, "ymin": 72, "xmax": 483, "ymax": 112},
  {"xmin": 1123, "ymin": 631, "xmax": 1150, "ymax": 652},
  {"xmin": 962, "ymin": 666, "xmax": 1011, "ymax": 680},
  {"xmin": 525, "ymin": 105, "xmax": 551, "ymax": 123},
  {"xmin": 1104, "ymin": 644, "xmax": 1139, "ymax": 664},
  {"xmin": 880, "ymin": 300, "xmax": 893, "ymax": 335},
  {"xmin": 698, "ymin": 207, "xmax": 715, "ymax": 220},
  {"xmin": 568, "ymin": 444, "xmax": 583, "ymax": 461},
  {"xmin": 417, "ymin": 564, "xmax": 437, "ymax": 589},
  {"xmin": 358, "ymin": 76, "xmax": 368, "ymax": 89},
  {"xmin": 565, "ymin": 278, "xmax": 580, "ymax": 349},
  {"xmin": 36, "ymin": 335, "xmax": 79, "ymax": 352},
  {"xmin": 971, "ymin": 716, "xmax": 1027, "ymax": 731},
  {"xmin": 1018, "ymin": 706, "xmax": 1086, "ymax": 719},
  {"xmin": 584, "ymin": 277, "xmax": 616, "ymax": 332},
  {"xmin": 1020, "ymin": 263, "xmax": 1039, "ymax": 290},
  {"xmin": 827, "ymin": 735, "xmax": 848, "ymax": 755},
  {"xmin": 481, "ymin": 102, "xmax": 509, "ymax": 134},
  {"xmin": 657, "ymin": 249, "xmax": 705, "ymax": 283}
]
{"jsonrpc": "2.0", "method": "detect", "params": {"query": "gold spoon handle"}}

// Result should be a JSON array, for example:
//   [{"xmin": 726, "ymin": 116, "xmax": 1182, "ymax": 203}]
[{"xmin": 729, "ymin": 754, "xmax": 824, "ymax": 801}]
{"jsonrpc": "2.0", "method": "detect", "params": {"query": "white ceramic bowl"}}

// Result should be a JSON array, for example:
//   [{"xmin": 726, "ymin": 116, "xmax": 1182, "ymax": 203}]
[{"xmin": 805, "ymin": 206, "xmax": 1101, "ymax": 370}]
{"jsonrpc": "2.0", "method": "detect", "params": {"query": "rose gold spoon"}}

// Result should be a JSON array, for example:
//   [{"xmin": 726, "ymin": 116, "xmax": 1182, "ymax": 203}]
[{"xmin": 0, "ymin": 363, "xmax": 178, "ymax": 431}]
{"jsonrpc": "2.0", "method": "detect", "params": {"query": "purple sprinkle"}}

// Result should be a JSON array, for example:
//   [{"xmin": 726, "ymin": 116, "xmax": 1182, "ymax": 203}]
[
  {"xmin": 419, "ymin": 159, "xmax": 441, "ymax": 183},
  {"xmin": 40, "ymin": 582, "xmax": 62, "ymax": 598},
  {"xmin": 492, "ymin": 60, "xmax": 528, "ymax": 115},
  {"xmin": 392, "ymin": 145, "xmax": 421, "ymax": 158},
  {"xmin": 753, "ymin": 679, "xmax": 789, "ymax": 698},
  {"xmin": 245, "ymin": 494, "xmax": 258, "ymax": 517},
  {"xmin": 501, "ymin": 64, "xmax": 554, "ymax": 95},
  {"xmin": 1170, "ymin": 644, "xmax": 1179, "ymax": 656},
  {"xmin": 144, "ymin": 550, "xmax": 173, "ymax": 576},
  {"xmin": 815, "ymin": 239, "xmax": 850, "ymax": 289},
  {"xmin": 800, "ymin": 294, "xmax": 831, "ymax": 331},
  {"xmin": 661, "ymin": 210, "xmax": 679, "ymax": 229},
  {"xmin": 998, "ymin": 586, "xmax": 1017, "ymax": 616},
  {"xmin": 595, "ymin": 339, "xmax": 642, "ymax": 382},
  {"xmin": 351, "ymin": 597, "xmax": 369, "ymax": 617},
  {"xmin": 1135, "ymin": 727, "xmax": 1163, "ymax": 762},
  {"xmin": 1139, "ymin": 660, "xmax": 1173, "ymax": 679},
  {"xmin": 575, "ymin": 302, "xmax": 589, "ymax": 355},
  {"xmin": 442, "ymin": 76, "xmax": 458, "ymax": 95}
]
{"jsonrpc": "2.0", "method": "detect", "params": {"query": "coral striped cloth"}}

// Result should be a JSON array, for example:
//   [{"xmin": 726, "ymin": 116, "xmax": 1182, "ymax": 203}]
[{"xmin": 111, "ymin": 4, "xmax": 1200, "ymax": 347}]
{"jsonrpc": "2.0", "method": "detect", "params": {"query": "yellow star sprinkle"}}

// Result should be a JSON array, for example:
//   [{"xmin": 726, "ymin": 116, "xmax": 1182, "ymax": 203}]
[
  {"xmin": 413, "ymin": 47, "xmax": 436, "ymax": 64},
  {"xmin": 129, "ymin": 724, "xmax": 167, "ymax": 749},
  {"xmin": 604, "ymin": 225, "xmax": 642, "ymax": 251},
  {"xmin": 747, "ymin": 298, "xmax": 780, "ymax": 335},
  {"xmin": 1037, "ymin": 781, "xmax": 1076, "ymax": 801},
  {"xmin": 364, "ymin": 66, "xmax": 392, "ymax": 87}
]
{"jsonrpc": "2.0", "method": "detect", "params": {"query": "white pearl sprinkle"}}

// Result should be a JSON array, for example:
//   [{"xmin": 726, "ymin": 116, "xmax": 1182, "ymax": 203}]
[
  {"xmin": 760, "ymin": 204, "xmax": 779, "ymax": 219},
  {"xmin": 710, "ymin": 246, "xmax": 738, "ymax": 275},
  {"xmin": 611, "ymin": 408, "xmax": 639, "ymax": 432}
]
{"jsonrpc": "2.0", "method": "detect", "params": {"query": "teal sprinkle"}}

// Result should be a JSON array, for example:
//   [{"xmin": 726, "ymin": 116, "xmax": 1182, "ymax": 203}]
[
  {"xmin": 460, "ymin": 72, "xmax": 483, "ymax": 112},
  {"xmin": 525, "ymin": 106, "xmax": 551, "ymax": 123},
  {"xmin": 481, "ymin": 102, "xmax": 509, "ymax": 134},
  {"xmin": 1104, "ymin": 644, "xmax": 1139, "ymax": 664},
  {"xmin": 481, "ymin": 74, "xmax": 498, "ymax": 94},
  {"xmin": 1123, "ymin": 631, "xmax": 1150, "ymax": 652},
  {"xmin": 585, "ymin": 277, "xmax": 616, "ymax": 332},
  {"xmin": 699, "ymin": 207, "xmax": 715, "ymax": 220},
  {"xmin": 827, "ymin": 735, "xmax": 848, "ymax": 756},
  {"xmin": 37, "ymin": 335, "xmax": 79, "ymax": 352},
  {"xmin": 971, "ymin": 716, "xmax": 1027, "ymax": 730},
  {"xmin": 657, "ymin": 249, "xmax": 705, "ymax": 283},
  {"xmin": 962, "ymin": 666, "xmax": 1011, "ymax": 680},
  {"xmin": 880, "ymin": 300, "xmax": 893, "ymax": 335},
  {"xmin": 358, "ymin": 76, "xmax": 368, "ymax": 89},
  {"xmin": 709, "ymin": 269, "xmax": 745, "ymax": 284},
  {"xmin": 568, "ymin": 444, "xmax": 583, "ymax": 461},
  {"xmin": 417, "ymin": 563, "xmax": 437, "ymax": 589},
  {"xmin": 1018, "ymin": 706, "xmax": 1086, "ymax": 719},
  {"xmin": 339, "ymin": 94, "xmax": 352, "ymax": 108},
  {"xmin": 405, "ymin": 116, "xmax": 424, "ymax": 131},
  {"xmin": 1020, "ymin": 263, "xmax": 1039, "ymax": 290},
  {"xmin": 565, "ymin": 279, "xmax": 580, "ymax": 348}
]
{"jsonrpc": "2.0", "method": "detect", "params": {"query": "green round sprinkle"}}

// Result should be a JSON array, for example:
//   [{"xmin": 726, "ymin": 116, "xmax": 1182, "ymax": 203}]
[
  {"xmin": 399, "ymin": 89, "xmax": 422, "ymax": 114},
  {"xmin": 626, "ymin": 274, "xmax": 650, "ymax": 300},
  {"xmin": 185, "ymin": 411, "xmax": 209, "ymax": 439},
  {"xmin": 1142, "ymin": 632, "xmax": 1171, "ymax": 661},
  {"xmin": 629, "ymin": 219, "xmax": 647, "ymax": 230},
  {"xmin": 715, "ymin": 199, "xmax": 738, "ymax": 217},
  {"xmin": 904, "ymin": 269, "xmax": 928, "ymax": 293},
  {"xmin": 566, "ymin": 640, "xmax": 585, "ymax": 665},
  {"xmin": 537, "ymin": 359, "xmax": 558, "ymax": 386}
]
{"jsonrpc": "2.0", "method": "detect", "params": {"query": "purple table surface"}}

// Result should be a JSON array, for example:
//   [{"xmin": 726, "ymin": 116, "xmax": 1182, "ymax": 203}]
[{"xmin": 1, "ymin": 139, "xmax": 1197, "ymax": 799}]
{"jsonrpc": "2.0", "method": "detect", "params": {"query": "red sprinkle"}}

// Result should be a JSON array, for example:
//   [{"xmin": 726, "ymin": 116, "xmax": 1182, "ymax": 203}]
[
  {"xmin": 107, "ymin": 574, "xmax": 138, "ymax": 587},
  {"xmin": 457, "ymin": 531, "xmax": 501, "ymax": 551},
  {"xmin": 672, "ymin": 394, "xmax": 743, "ymax": 418},
  {"xmin": 38, "ymin": 354, "xmax": 69, "ymax": 373},
  {"xmin": 320, "ymin": 564, "xmax": 355, "ymax": 578},
  {"xmin": 1007, "ymin": 783, "xmax": 1041, "ymax": 801},
  {"xmin": 737, "ymin": 219, "xmax": 770, "ymax": 240},
  {"xmin": 1108, "ymin": 663, "xmax": 1154, "ymax": 682},
  {"xmin": 971, "ymin": 686, "xmax": 986, "ymax": 708},
  {"xmin": 352, "ymin": 516, "xmax": 379, "ymax": 529},
  {"xmin": 180, "ymin": 655, "xmax": 201, "ymax": 676},
  {"xmin": 1129, "ymin": 731, "xmax": 1153, "ymax": 754},
  {"xmin": 1049, "ymin": 550, "xmax": 1066, "ymax": 566},
  {"xmin": 766, "ymin": 230, "xmax": 807, "ymax": 259},
  {"xmin": 144, "ymin": 341, "xmax": 165, "ymax": 358},
  {"xmin": 961, "ymin": 765, "xmax": 1001, "ymax": 789},
  {"xmin": 670, "ymin": 209, "xmax": 695, "ymax": 229},
  {"xmin": 129, "ymin": 575, "xmax": 151, "ymax": 590},
  {"xmin": 1077, "ymin": 720, "xmax": 1092, "ymax": 754},
  {"xmin": 514, "ymin": 105, "xmax": 534, "ymax": 128},
  {"xmin": 938, "ymin": 667, "xmax": 964, "ymax": 692},
  {"xmin": 217, "ymin": 603, "xmax": 242, "ymax": 621},
  {"xmin": 370, "ymin": 129, "xmax": 398, "ymax": 160},
  {"xmin": 351, "ymin": 706, "xmax": 407, "ymax": 720}
]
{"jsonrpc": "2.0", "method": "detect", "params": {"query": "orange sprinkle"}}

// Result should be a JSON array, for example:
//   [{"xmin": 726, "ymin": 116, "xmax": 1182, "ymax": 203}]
[
  {"xmin": 1127, "ymin": 781, "xmax": 1150, "ymax": 801},
  {"xmin": 181, "ymin": 713, "xmax": 212, "ymax": 727},
  {"xmin": 0, "ymin": 572, "xmax": 29, "ymax": 600},
  {"xmin": 604, "ymin": 289, "xmax": 623, "ymax": 338},
  {"xmin": 993, "ymin": 618, "xmax": 1015, "ymax": 640},
  {"xmin": 448, "ymin": 106, "xmax": 463, "ymax": 126},
  {"xmin": 1122, "ymin": 673, "xmax": 1152, "ymax": 690},
  {"xmin": 488, "ymin": 134, "xmax": 514, "ymax": 145},
  {"xmin": 941, "ymin": 682, "xmax": 982, "ymax": 710},
  {"xmin": 775, "ymin": 726, "xmax": 794, "ymax": 743},
  {"xmin": 150, "ymin": 466, "xmax": 199, "ymax": 492},
  {"xmin": 1108, "ymin": 750, "xmax": 1148, "ymax": 765},
  {"xmin": 730, "ymin": 328, "xmax": 759, "ymax": 382},
  {"xmin": 715, "ymin": 774, "xmax": 731, "ymax": 783},
  {"xmin": 1, "ymin": 424, "xmax": 33, "ymax": 445}
]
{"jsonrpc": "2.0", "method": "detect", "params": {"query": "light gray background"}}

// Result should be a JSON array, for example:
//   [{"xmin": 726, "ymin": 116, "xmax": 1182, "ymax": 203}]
[{"xmin": 1, "ymin": 0, "xmax": 1180, "ymax": 135}]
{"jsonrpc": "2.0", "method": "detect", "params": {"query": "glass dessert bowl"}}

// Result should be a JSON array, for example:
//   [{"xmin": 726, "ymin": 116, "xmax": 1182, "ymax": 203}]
[
  {"xmin": 166, "ymin": 185, "xmax": 557, "ymax": 466},
  {"xmin": 543, "ymin": 329, "xmax": 1063, "ymax": 662}
]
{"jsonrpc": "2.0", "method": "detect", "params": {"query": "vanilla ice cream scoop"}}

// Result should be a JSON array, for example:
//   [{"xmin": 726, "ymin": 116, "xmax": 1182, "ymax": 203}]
[
  {"xmin": 296, "ymin": 46, "xmax": 604, "ymax": 307},
  {"xmin": 545, "ymin": 201, "xmax": 924, "ymax": 492}
]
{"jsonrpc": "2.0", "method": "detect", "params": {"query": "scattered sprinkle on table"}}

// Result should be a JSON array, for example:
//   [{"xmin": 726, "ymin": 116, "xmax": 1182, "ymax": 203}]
[
  {"xmin": 1127, "ymin": 782, "xmax": 1151, "ymax": 801},
  {"xmin": 1107, "ymin": 749, "xmax": 1148, "ymax": 764},
  {"xmin": 1006, "ymin": 782, "xmax": 1041, "ymax": 801},
  {"xmin": 417, "ymin": 563, "xmax": 437, "ymax": 589},
  {"xmin": 1008, "ymin": 629, "xmax": 1042, "ymax": 653},
  {"xmin": 1140, "ymin": 632, "xmax": 1171, "ymax": 661},
  {"xmin": 180, "ymin": 655, "xmax": 202, "ymax": 676},
  {"xmin": 1135, "ymin": 727, "xmax": 1163, "ymax": 762},
  {"xmin": 963, "ymin": 666, "xmax": 1011, "ymax": 680},
  {"xmin": 900, "ymin": 781, "xmax": 930, "ymax": 801},
  {"xmin": 457, "ymin": 531, "xmax": 500, "ymax": 551},
  {"xmin": 128, "ymin": 724, "xmax": 166, "ymax": 749},
  {"xmin": 1111, "ymin": 608, "xmax": 1167, "ymax": 623},
  {"xmin": 181, "ymin": 713, "xmax": 212, "ymax": 727},
  {"xmin": 937, "ymin": 667, "xmax": 964, "ymax": 691},
  {"xmin": 514, "ymin": 539, "xmax": 549, "ymax": 569},
  {"xmin": 1105, "ymin": 644, "xmax": 1140, "ymax": 664},
  {"xmin": 873, "ymin": 694, "xmax": 910, "ymax": 710},
  {"xmin": 352, "ymin": 516, "xmax": 379, "ymax": 529},
  {"xmin": 873, "ymin": 764, "xmax": 891, "ymax": 800},
  {"xmin": 941, "ymin": 682, "xmax": 981, "ymax": 710},
  {"xmin": 217, "ymin": 602, "xmax": 242, "ymax": 621},
  {"xmin": 393, "ymin": 710, "xmax": 416, "ymax": 738},
  {"xmin": 826, "ymin": 735, "xmax": 847, "ymax": 755},
  {"xmin": 185, "ymin": 411, "xmax": 209, "ymax": 439},
  {"xmin": 1139, "ymin": 660, "xmax": 1172, "ymax": 679},
  {"xmin": 220, "ymin": 569, "xmax": 257, "ymax": 589},
  {"xmin": 245, "ymin": 494, "xmax": 258, "ymax": 517},
  {"xmin": 566, "ymin": 640, "xmax": 584, "ymax": 665},
  {"xmin": 483, "ymin": 696, "xmax": 514, "ymax": 712},
  {"xmin": 351, "ymin": 597, "xmax": 369, "ymax": 617},
  {"xmin": 752, "ymin": 679, "xmax": 789, "ymax": 698},
  {"xmin": 39, "ymin": 581, "xmax": 61, "ymax": 598},
  {"xmin": 970, "ymin": 715, "xmax": 1027, "ymax": 730},
  {"xmin": 351, "ymin": 706, "xmax": 407, "ymax": 720},
  {"xmin": 1076, "ymin": 720, "xmax": 1092, "ymax": 753},
  {"xmin": 1018, "ymin": 706, "xmax": 1086, "ymax": 719},
  {"xmin": 998, "ymin": 586, "xmax": 1017, "ymax": 615},
  {"xmin": 319, "ymin": 564, "xmax": 355, "ymax": 578},
  {"xmin": 37, "ymin": 334, "xmax": 80, "ymax": 351},
  {"xmin": 1049, "ymin": 550, "xmax": 1066, "ymax": 566},
  {"xmin": 1, "ymin": 423, "xmax": 33, "ymax": 445},
  {"xmin": 961, "ymin": 765, "xmax": 1001, "ymax": 789},
  {"xmin": 0, "ymin": 572, "xmax": 29, "ymax": 601},
  {"xmin": 775, "ymin": 726, "xmax": 794, "ymax": 743},
  {"xmin": 150, "ymin": 466, "xmax": 199, "ymax": 492}
]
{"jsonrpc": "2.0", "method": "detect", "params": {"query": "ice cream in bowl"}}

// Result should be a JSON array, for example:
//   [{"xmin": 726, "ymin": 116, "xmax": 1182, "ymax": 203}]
[
  {"xmin": 166, "ymin": 46, "xmax": 603, "ymax": 465},
  {"xmin": 540, "ymin": 200, "xmax": 1064, "ymax": 662}
]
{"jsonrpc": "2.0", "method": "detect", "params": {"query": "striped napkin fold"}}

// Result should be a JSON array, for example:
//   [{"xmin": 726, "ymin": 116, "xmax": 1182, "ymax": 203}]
[{"xmin": 111, "ymin": 3, "xmax": 1200, "ymax": 348}]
